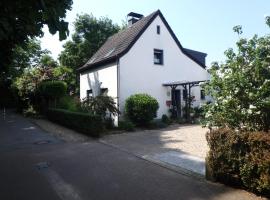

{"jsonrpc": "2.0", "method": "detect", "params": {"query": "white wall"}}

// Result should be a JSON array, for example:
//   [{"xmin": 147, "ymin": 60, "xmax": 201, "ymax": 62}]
[
  {"xmin": 80, "ymin": 62, "xmax": 119, "ymax": 123},
  {"xmin": 119, "ymin": 15, "xmax": 209, "ymax": 118}
]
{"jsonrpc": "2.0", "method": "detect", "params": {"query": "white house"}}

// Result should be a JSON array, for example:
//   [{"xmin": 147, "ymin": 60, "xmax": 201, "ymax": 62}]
[{"xmin": 78, "ymin": 10, "xmax": 210, "ymax": 125}]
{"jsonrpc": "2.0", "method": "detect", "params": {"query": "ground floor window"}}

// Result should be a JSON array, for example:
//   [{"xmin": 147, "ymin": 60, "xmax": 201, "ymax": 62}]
[
  {"xmin": 183, "ymin": 89, "xmax": 187, "ymax": 100},
  {"xmin": 87, "ymin": 88, "xmax": 108, "ymax": 100},
  {"xmin": 200, "ymin": 90, "xmax": 205, "ymax": 100}
]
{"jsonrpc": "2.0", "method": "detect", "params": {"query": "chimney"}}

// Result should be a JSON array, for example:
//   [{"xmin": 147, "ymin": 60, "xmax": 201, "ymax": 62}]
[{"xmin": 127, "ymin": 12, "xmax": 144, "ymax": 26}]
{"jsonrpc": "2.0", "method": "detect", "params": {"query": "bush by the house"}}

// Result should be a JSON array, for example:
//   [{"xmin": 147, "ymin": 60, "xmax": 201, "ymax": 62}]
[
  {"xmin": 118, "ymin": 120, "xmax": 135, "ymax": 131},
  {"xmin": 80, "ymin": 96, "xmax": 119, "ymax": 120},
  {"xmin": 47, "ymin": 108, "xmax": 104, "ymax": 137},
  {"xmin": 147, "ymin": 119, "xmax": 168, "ymax": 129},
  {"xmin": 161, "ymin": 114, "xmax": 171, "ymax": 125},
  {"xmin": 57, "ymin": 96, "xmax": 79, "ymax": 112},
  {"xmin": 104, "ymin": 117, "xmax": 114, "ymax": 129},
  {"xmin": 125, "ymin": 93, "xmax": 159, "ymax": 125},
  {"xmin": 206, "ymin": 128, "xmax": 270, "ymax": 197}
]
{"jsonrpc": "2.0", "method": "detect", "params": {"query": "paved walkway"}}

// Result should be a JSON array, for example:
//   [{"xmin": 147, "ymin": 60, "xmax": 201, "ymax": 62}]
[
  {"xmin": 0, "ymin": 111, "xmax": 264, "ymax": 200},
  {"xmin": 101, "ymin": 125, "xmax": 208, "ymax": 176}
]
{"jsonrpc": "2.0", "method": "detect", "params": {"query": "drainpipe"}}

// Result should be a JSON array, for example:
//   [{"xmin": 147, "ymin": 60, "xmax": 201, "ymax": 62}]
[{"xmin": 116, "ymin": 58, "xmax": 120, "ymax": 126}]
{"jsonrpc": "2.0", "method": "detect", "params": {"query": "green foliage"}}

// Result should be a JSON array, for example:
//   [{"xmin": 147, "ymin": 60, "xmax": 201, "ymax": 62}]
[
  {"xmin": 118, "ymin": 121, "xmax": 135, "ymax": 131},
  {"xmin": 52, "ymin": 66, "xmax": 76, "ymax": 93},
  {"xmin": 23, "ymin": 105, "xmax": 38, "ymax": 117},
  {"xmin": 57, "ymin": 96, "xmax": 79, "ymax": 112},
  {"xmin": 12, "ymin": 66, "xmax": 54, "ymax": 110},
  {"xmin": 59, "ymin": 13, "xmax": 120, "ymax": 70},
  {"xmin": 161, "ymin": 114, "xmax": 171, "ymax": 125},
  {"xmin": 12, "ymin": 62, "xmax": 75, "ymax": 111},
  {"xmin": 193, "ymin": 106, "xmax": 204, "ymax": 118},
  {"xmin": 80, "ymin": 96, "xmax": 119, "ymax": 120},
  {"xmin": 40, "ymin": 54, "xmax": 58, "ymax": 68},
  {"xmin": 147, "ymin": 119, "xmax": 168, "ymax": 129},
  {"xmin": 125, "ymin": 94, "xmax": 159, "ymax": 125},
  {"xmin": 202, "ymin": 19, "xmax": 270, "ymax": 131},
  {"xmin": 4, "ymin": 39, "xmax": 49, "ymax": 80},
  {"xmin": 206, "ymin": 128, "xmax": 270, "ymax": 197},
  {"xmin": 0, "ymin": 0, "xmax": 72, "ymax": 73},
  {"xmin": 47, "ymin": 108, "xmax": 103, "ymax": 137},
  {"xmin": 38, "ymin": 81, "xmax": 67, "ymax": 100}
]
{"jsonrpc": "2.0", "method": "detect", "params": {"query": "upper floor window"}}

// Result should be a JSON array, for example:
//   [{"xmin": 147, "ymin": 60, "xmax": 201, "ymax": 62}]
[
  {"xmin": 154, "ymin": 49, "xmax": 163, "ymax": 65},
  {"xmin": 157, "ymin": 25, "xmax": 160, "ymax": 34}
]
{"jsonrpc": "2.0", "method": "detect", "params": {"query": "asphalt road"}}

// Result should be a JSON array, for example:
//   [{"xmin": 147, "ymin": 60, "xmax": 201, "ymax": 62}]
[{"xmin": 0, "ymin": 110, "xmax": 261, "ymax": 200}]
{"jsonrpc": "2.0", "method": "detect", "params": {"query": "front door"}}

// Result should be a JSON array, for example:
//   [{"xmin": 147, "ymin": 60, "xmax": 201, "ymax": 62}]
[{"xmin": 171, "ymin": 89, "xmax": 181, "ymax": 118}]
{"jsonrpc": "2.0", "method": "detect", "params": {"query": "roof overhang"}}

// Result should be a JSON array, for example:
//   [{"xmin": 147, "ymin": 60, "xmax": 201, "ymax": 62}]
[{"xmin": 77, "ymin": 56, "xmax": 118, "ymax": 73}]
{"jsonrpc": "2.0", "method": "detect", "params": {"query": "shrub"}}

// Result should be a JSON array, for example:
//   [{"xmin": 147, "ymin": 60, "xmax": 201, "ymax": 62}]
[
  {"xmin": 206, "ymin": 128, "xmax": 270, "ymax": 197},
  {"xmin": 23, "ymin": 105, "xmax": 38, "ymax": 117},
  {"xmin": 202, "ymin": 21, "xmax": 270, "ymax": 132},
  {"xmin": 104, "ymin": 118, "xmax": 114, "ymax": 129},
  {"xmin": 161, "ymin": 114, "xmax": 170, "ymax": 125},
  {"xmin": 125, "ymin": 94, "xmax": 159, "ymax": 125},
  {"xmin": 118, "ymin": 121, "xmax": 135, "ymax": 131},
  {"xmin": 57, "ymin": 96, "xmax": 79, "ymax": 112},
  {"xmin": 146, "ymin": 119, "xmax": 168, "ymax": 129},
  {"xmin": 38, "ymin": 81, "xmax": 67, "ymax": 99},
  {"xmin": 80, "ymin": 96, "xmax": 119, "ymax": 120},
  {"xmin": 193, "ymin": 106, "xmax": 204, "ymax": 118},
  {"xmin": 47, "ymin": 108, "xmax": 104, "ymax": 137}
]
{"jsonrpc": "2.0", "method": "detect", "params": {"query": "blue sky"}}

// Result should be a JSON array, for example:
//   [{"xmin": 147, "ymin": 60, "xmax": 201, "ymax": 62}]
[{"xmin": 40, "ymin": 0, "xmax": 270, "ymax": 66}]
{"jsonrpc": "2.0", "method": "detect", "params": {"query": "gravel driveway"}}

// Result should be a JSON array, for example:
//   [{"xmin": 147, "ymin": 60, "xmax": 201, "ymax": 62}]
[
  {"xmin": 102, "ymin": 124, "xmax": 208, "ymax": 158},
  {"xmin": 101, "ymin": 124, "xmax": 209, "ymax": 175}
]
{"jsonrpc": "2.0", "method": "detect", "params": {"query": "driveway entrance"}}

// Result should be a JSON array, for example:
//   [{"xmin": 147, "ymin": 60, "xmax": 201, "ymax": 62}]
[
  {"xmin": 101, "ymin": 124, "xmax": 209, "ymax": 176},
  {"xmin": 0, "ymin": 111, "xmax": 262, "ymax": 200}
]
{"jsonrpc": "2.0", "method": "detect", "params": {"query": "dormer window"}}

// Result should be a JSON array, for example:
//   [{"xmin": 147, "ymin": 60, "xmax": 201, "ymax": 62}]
[
  {"xmin": 154, "ymin": 49, "xmax": 163, "ymax": 65},
  {"xmin": 157, "ymin": 25, "xmax": 160, "ymax": 34}
]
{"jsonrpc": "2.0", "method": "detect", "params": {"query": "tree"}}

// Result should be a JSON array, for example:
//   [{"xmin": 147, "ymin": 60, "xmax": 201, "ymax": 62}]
[
  {"xmin": 0, "ymin": 0, "xmax": 73, "ymax": 73},
  {"xmin": 3, "ymin": 39, "xmax": 49, "ymax": 81},
  {"xmin": 202, "ymin": 19, "xmax": 270, "ymax": 132},
  {"xmin": 40, "ymin": 55, "xmax": 58, "ymax": 68},
  {"xmin": 59, "ymin": 13, "xmax": 120, "ymax": 70}
]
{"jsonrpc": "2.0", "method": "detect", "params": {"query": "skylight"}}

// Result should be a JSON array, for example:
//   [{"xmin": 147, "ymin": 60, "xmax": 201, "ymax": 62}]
[
  {"xmin": 104, "ymin": 48, "xmax": 115, "ymax": 58},
  {"xmin": 88, "ymin": 57, "xmax": 96, "ymax": 63}
]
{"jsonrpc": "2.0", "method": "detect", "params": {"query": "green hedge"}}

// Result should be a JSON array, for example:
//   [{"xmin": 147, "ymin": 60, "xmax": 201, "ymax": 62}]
[
  {"xmin": 47, "ymin": 109, "xmax": 104, "ymax": 137},
  {"xmin": 38, "ymin": 81, "xmax": 67, "ymax": 99},
  {"xmin": 125, "ymin": 93, "xmax": 159, "ymax": 125},
  {"xmin": 206, "ymin": 128, "xmax": 270, "ymax": 197}
]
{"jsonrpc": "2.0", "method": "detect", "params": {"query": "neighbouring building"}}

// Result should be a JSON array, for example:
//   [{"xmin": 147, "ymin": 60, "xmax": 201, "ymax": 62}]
[{"xmin": 78, "ymin": 10, "xmax": 210, "ymax": 125}]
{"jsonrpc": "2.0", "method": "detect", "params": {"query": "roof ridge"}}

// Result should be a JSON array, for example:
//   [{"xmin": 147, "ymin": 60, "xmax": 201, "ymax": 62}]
[
  {"xmin": 78, "ymin": 10, "xmax": 159, "ymax": 72},
  {"xmin": 78, "ymin": 9, "xmax": 206, "ymax": 72}
]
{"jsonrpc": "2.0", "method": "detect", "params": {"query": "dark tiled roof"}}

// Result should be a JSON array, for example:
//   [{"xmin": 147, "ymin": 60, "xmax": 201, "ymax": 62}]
[
  {"xmin": 78, "ymin": 10, "xmax": 206, "ymax": 72},
  {"xmin": 183, "ymin": 48, "xmax": 207, "ymax": 66},
  {"xmin": 78, "ymin": 11, "xmax": 159, "ymax": 72}
]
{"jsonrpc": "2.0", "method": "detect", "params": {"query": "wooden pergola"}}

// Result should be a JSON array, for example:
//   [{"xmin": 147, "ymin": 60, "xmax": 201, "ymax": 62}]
[{"xmin": 163, "ymin": 80, "xmax": 208, "ymax": 120}]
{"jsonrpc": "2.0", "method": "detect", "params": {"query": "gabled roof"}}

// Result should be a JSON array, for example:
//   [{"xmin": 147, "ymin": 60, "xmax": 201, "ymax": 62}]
[
  {"xmin": 183, "ymin": 48, "xmax": 207, "ymax": 66},
  {"xmin": 78, "ymin": 10, "xmax": 206, "ymax": 72}
]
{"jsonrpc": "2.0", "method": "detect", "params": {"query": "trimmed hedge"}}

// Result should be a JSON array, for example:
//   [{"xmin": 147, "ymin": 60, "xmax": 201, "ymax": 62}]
[
  {"xmin": 38, "ymin": 81, "xmax": 67, "ymax": 99},
  {"xmin": 125, "ymin": 93, "xmax": 159, "ymax": 125},
  {"xmin": 118, "ymin": 120, "xmax": 135, "ymax": 131},
  {"xmin": 206, "ymin": 128, "xmax": 270, "ymax": 197},
  {"xmin": 47, "ymin": 109, "xmax": 103, "ymax": 137}
]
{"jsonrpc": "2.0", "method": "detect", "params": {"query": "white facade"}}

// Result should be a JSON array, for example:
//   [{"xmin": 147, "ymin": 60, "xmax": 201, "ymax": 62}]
[
  {"xmin": 80, "ymin": 14, "xmax": 209, "ymax": 124},
  {"xmin": 119, "ymin": 16, "xmax": 208, "ymax": 118},
  {"xmin": 80, "ymin": 62, "xmax": 119, "ymax": 123}
]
